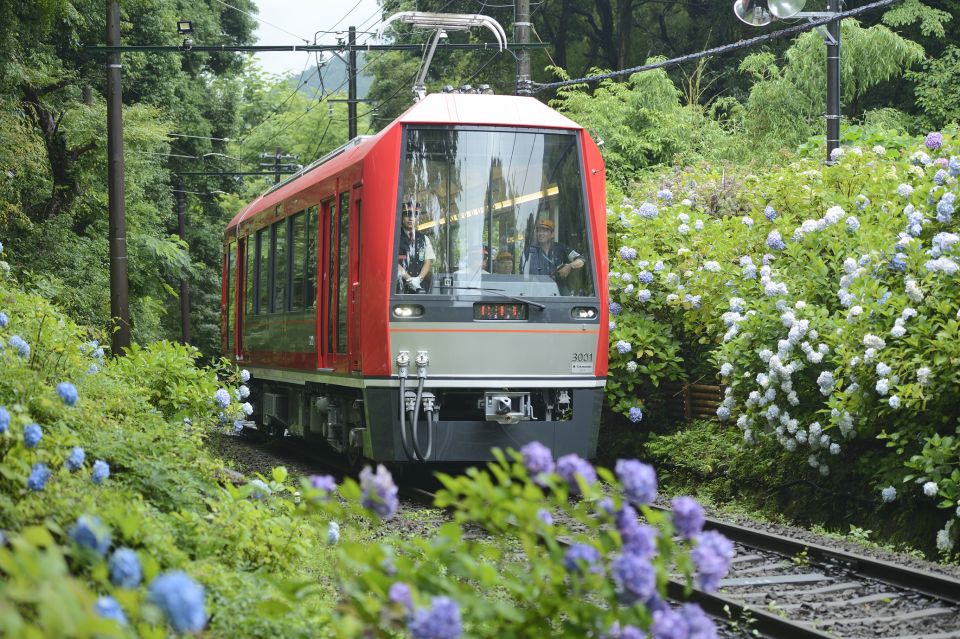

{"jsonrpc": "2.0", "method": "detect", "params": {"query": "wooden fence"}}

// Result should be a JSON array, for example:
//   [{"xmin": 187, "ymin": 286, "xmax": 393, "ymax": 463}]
[{"xmin": 662, "ymin": 382, "xmax": 724, "ymax": 421}]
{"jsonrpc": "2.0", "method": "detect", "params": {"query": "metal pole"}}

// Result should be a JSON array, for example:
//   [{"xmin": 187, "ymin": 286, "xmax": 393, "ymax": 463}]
[
  {"xmin": 274, "ymin": 148, "xmax": 281, "ymax": 184},
  {"xmin": 106, "ymin": 1, "xmax": 131, "ymax": 354},
  {"xmin": 176, "ymin": 184, "xmax": 191, "ymax": 344},
  {"xmin": 348, "ymin": 26, "xmax": 358, "ymax": 140},
  {"xmin": 826, "ymin": 0, "xmax": 841, "ymax": 162},
  {"xmin": 515, "ymin": 0, "xmax": 531, "ymax": 95}
]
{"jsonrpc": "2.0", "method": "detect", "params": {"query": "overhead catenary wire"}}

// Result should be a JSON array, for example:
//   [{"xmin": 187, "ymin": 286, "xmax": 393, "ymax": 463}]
[{"xmin": 533, "ymin": 0, "xmax": 901, "ymax": 93}]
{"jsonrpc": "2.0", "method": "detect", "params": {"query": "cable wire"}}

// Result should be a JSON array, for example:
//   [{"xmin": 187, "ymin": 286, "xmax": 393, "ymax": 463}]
[
  {"xmin": 212, "ymin": 0, "xmax": 310, "ymax": 43},
  {"xmin": 533, "ymin": 0, "xmax": 901, "ymax": 93}
]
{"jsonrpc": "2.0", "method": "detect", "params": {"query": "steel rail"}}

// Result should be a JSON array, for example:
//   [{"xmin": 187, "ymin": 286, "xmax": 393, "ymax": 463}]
[{"xmin": 648, "ymin": 505, "xmax": 960, "ymax": 606}]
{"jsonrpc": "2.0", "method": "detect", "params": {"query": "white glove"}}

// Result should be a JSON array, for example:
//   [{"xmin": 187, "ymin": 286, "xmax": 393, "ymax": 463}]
[{"xmin": 409, "ymin": 276, "xmax": 422, "ymax": 289}]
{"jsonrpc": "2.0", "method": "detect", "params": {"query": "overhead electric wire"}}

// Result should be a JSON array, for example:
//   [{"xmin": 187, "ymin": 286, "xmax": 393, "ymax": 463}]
[
  {"xmin": 533, "ymin": 0, "xmax": 901, "ymax": 92},
  {"xmin": 212, "ymin": 0, "xmax": 310, "ymax": 43}
]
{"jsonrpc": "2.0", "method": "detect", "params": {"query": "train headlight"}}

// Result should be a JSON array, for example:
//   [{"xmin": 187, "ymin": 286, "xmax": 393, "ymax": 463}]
[
  {"xmin": 571, "ymin": 306, "xmax": 598, "ymax": 320},
  {"xmin": 393, "ymin": 304, "xmax": 424, "ymax": 318}
]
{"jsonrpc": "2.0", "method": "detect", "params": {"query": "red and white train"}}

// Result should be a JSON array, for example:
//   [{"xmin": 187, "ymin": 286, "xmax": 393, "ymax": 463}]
[{"xmin": 222, "ymin": 92, "xmax": 608, "ymax": 462}]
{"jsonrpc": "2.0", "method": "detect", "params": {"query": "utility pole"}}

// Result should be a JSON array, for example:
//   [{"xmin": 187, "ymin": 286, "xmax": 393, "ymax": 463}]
[
  {"xmin": 825, "ymin": 0, "xmax": 841, "ymax": 162},
  {"xmin": 106, "ymin": 1, "xmax": 131, "ymax": 355},
  {"xmin": 348, "ymin": 26, "xmax": 358, "ymax": 140},
  {"xmin": 259, "ymin": 150, "xmax": 300, "ymax": 184},
  {"xmin": 515, "ymin": 0, "xmax": 531, "ymax": 95},
  {"xmin": 175, "ymin": 183, "xmax": 191, "ymax": 345}
]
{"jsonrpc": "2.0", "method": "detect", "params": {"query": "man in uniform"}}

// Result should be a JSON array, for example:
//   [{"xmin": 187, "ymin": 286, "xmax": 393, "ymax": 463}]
[
  {"xmin": 397, "ymin": 201, "xmax": 435, "ymax": 293},
  {"xmin": 521, "ymin": 218, "xmax": 586, "ymax": 294}
]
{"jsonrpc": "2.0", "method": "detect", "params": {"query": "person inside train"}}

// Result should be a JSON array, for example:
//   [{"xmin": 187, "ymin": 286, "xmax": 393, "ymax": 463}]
[
  {"xmin": 454, "ymin": 244, "xmax": 489, "ymax": 285},
  {"xmin": 493, "ymin": 249, "xmax": 514, "ymax": 274},
  {"xmin": 397, "ymin": 200, "xmax": 435, "ymax": 293},
  {"xmin": 521, "ymin": 218, "xmax": 586, "ymax": 294}
]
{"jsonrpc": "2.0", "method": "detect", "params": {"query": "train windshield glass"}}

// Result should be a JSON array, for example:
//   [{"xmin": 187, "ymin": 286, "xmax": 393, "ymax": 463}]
[{"xmin": 397, "ymin": 127, "xmax": 595, "ymax": 298}]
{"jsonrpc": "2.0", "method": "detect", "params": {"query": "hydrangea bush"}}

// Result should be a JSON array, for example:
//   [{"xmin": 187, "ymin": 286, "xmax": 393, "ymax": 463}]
[{"xmin": 605, "ymin": 128, "xmax": 960, "ymax": 555}]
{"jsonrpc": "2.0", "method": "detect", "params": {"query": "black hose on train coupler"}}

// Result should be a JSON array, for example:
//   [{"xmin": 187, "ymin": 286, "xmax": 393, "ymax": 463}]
[
  {"xmin": 398, "ymin": 375, "xmax": 417, "ymax": 460},
  {"xmin": 409, "ymin": 376, "xmax": 433, "ymax": 461}
]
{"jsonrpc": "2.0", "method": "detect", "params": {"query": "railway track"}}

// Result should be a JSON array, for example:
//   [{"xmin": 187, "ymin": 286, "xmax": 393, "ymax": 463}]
[{"xmin": 402, "ymin": 486, "xmax": 960, "ymax": 639}]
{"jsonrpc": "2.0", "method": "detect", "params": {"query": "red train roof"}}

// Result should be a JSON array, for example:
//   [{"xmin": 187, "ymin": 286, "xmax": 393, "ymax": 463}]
[{"xmin": 225, "ymin": 93, "xmax": 584, "ymax": 234}]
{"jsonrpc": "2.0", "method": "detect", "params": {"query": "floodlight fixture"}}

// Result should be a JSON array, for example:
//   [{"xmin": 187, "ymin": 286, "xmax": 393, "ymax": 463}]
[
  {"xmin": 769, "ymin": 0, "xmax": 807, "ymax": 19},
  {"xmin": 733, "ymin": 0, "xmax": 775, "ymax": 26},
  {"xmin": 177, "ymin": 20, "xmax": 193, "ymax": 35}
]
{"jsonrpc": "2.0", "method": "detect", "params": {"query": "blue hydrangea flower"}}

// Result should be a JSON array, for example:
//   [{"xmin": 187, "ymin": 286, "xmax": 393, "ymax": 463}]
[
  {"xmin": 609, "ymin": 301, "xmax": 622, "ymax": 316},
  {"xmin": 360, "ymin": 464, "xmax": 399, "ymax": 519},
  {"xmin": 214, "ymin": 389, "xmax": 231, "ymax": 408},
  {"xmin": 56, "ymin": 382, "xmax": 79, "ymax": 406},
  {"xmin": 616, "ymin": 459, "xmax": 657, "ymax": 506},
  {"xmin": 69, "ymin": 515, "xmax": 111, "ymax": 556},
  {"xmin": 408, "ymin": 596, "xmax": 462, "ymax": 639},
  {"xmin": 846, "ymin": 216, "xmax": 860, "ymax": 232},
  {"xmin": 66, "ymin": 446, "xmax": 85, "ymax": 471},
  {"xmin": 556, "ymin": 454, "xmax": 597, "ymax": 494},
  {"xmin": 389, "ymin": 582, "xmax": 414, "ymax": 610},
  {"xmin": 8, "ymin": 335, "xmax": 29, "ymax": 358},
  {"xmin": 656, "ymin": 188, "xmax": 673, "ymax": 203},
  {"xmin": 651, "ymin": 607, "xmax": 689, "ymax": 639},
  {"xmin": 764, "ymin": 205, "xmax": 777, "ymax": 221},
  {"xmin": 897, "ymin": 183, "xmax": 914, "ymax": 198},
  {"xmin": 309, "ymin": 474, "xmax": 337, "ymax": 498},
  {"xmin": 27, "ymin": 463, "xmax": 51, "ymax": 491},
  {"xmin": 92, "ymin": 460, "xmax": 110, "ymax": 485},
  {"xmin": 949, "ymin": 156, "xmax": 960, "ymax": 177},
  {"xmin": 94, "ymin": 596, "xmax": 128, "ymax": 626},
  {"xmin": 611, "ymin": 553, "xmax": 656, "ymax": 603},
  {"xmin": 0, "ymin": 312, "xmax": 7, "ymax": 328},
  {"xmin": 935, "ymin": 169, "xmax": 948, "ymax": 185},
  {"xmin": 637, "ymin": 289, "xmax": 651, "ymax": 303},
  {"xmin": 616, "ymin": 340, "xmax": 632, "ymax": 355},
  {"xmin": 628, "ymin": 406, "xmax": 643, "ymax": 423},
  {"xmin": 671, "ymin": 496, "xmax": 706, "ymax": 539},
  {"xmin": 240, "ymin": 369, "xmax": 251, "ymax": 383},
  {"xmin": 616, "ymin": 505, "xmax": 657, "ymax": 557},
  {"xmin": 249, "ymin": 478, "xmax": 271, "ymax": 499},
  {"xmin": 109, "ymin": 548, "xmax": 143, "ymax": 588},
  {"xmin": 238, "ymin": 384, "xmax": 250, "ymax": 399},
  {"xmin": 638, "ymin": 270, "xmax": 654, "ymax": 284},
  {"xmin": 638, "ymin": 202, "xmax": 658, "ymax": 219},
  {"xmin": 148, "ymin": 571, "xmax": 207, "ymax": 633},
  {"xmin": 233, "ymin": 419, "xmax": 244, "ymax": 433},
  {"xmin": 520, "ymin": 441, "xmax": 554, "ymax": 481},
  {"xmin": 766, "ymin": 230, "xmax": 785, "ymax": 251},
  {"xmin": 925, "ymin": 131, "xmax": 944, "ymax": 150},
  {"xmin": 327, "ymin": 521, "xmax": 340, "ymax": 545},
  {"xmin": 881, "ymin": 486, "xmax": 897, "ymax": 503},
  {"xmin": 0, "ymin": 406, "xmax": 9, "ymax": 434},
  {"xmin": 537, "ymin": 508, "xmax": 553, "ymax": 525},
  {"xmin": 692, "ymin": 531, "xmax": 735, "ymax": 591},
  {"xmin": 23, "ymin": 423, "xmax": 42, "ymax": 448},
  {"xmin": 563, "ymin": 543, "xmax": 602, "ymax": 574},
  {"xmin": 890, "ymin": 253, "xmax": 907, "ymax": 271}
]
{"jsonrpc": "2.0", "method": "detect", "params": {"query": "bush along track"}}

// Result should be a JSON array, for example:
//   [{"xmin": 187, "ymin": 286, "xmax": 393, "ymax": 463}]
[
  {"xmin": 0, "ymin": 239, "xmax": 734, "ymax": 636},
  {"xmin": 605, "ymin": 128, "xmax": 960, "ymax": 558}
]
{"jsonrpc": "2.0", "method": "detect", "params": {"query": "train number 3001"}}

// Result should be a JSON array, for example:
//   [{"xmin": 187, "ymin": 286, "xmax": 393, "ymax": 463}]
[{"xmin": 572, "ymin": 353, "xmax": 593, "ymax": 363}]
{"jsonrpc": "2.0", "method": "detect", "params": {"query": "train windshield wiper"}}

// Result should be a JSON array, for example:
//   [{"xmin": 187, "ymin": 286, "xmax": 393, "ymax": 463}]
[{"xmin": 448, "ymin": 287, "xmax": 547, "ymax": 311}]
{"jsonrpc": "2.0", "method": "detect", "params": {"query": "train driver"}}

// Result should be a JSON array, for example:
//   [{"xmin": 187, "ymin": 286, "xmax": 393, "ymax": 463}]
[
  {"xmin": 521, "ymin": 218, "xmax": 586, "ymax": 294},
  {"xmin": 397, "ymin": 200, "xmax": 435, "ymax": 293}
]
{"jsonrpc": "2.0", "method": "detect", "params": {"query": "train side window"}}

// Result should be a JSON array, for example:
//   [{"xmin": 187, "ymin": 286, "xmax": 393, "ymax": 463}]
[
  {"xmin": 305, "ymin": 205, "xmax": 318, "ymax": 309},
  {"xmin": 336, "ymin": 192, "xmax": 349, "ymax": 353},
  {"xmin": 274, "ymin": 218, "xmax": 288, "ymax": 312},
  {"xmin": 257, "ymin": 227, "xmax": 269, "ymax": 314},
  {"xmin": 327, "ymin": 202, "xmax": 337, "ymax": 353},
  {"xmin": 290, "ymin": 211, "xmax": 305, "ymax": 311},
  {"xmin": 245, "ymin": 235, "xmax": 256, "ymax": 316},
  {"xmin": 226, "ymin": 241, "xmax": 235, "ymax": 350}
]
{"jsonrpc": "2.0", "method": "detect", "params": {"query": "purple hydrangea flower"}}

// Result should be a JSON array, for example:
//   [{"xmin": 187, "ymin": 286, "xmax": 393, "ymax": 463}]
[
  {"xmin": 23, "ymin": 423, "xmax": 42, "ymax": 448},
  {"xmin": 680, "ymin": 603, "xmax": 718, "ymax": 639},
  {"xmin": 628, "ymin": 406, "xmax": 643, "ymax": 423},
  {"xmin": 0, "ymin": 312, "xmax": 7, "ymax": 328},
  {"xmin": 638, "ymin": 202, "xmax": 659, "ymax": 219},
  {"xmin": 611, "ymin": 552, "xmax": 656, "ymax": 603},
  {"xmin": 360, "ymin": 464, "xmax": 399, "ymax": 519},
  {"xmin": 638, "ymin": 270, "xmax": 654, "ymax": 284},
  {"xmin": 56, "ymin": 382, "xmax": 78, "ymax": 406},
  {"xmin": 520, "ymin": 441, "xmax": 554, "ymax": 481},
  {"xmin": 766, "ymin": 230, "xmax": 785, "ymax": 251},
  {"xmin": 66, "ymin": 446, "xmax": 85, "ymax": 471},
  {"xmin": 563, "ymin": 543, "xmax": 603, "ymax": 574},
  {"xmin": 616, "ymin": 340, "xmax": 632, "ymax": 354},
  {"xmin": 408, "ymin": 596, "xmax": 462, "ymax": 639},
  {"xmin": 537, "ymin": 508, "xmax": 553, "ymax": 525},
  {"xmin": 671, "ymin": 496, "xmax": 706, "ymax": 539},
  {"xmin": 27, "ymin": 463, "xmax": 50, "ymax": 491},
  {"xmin": 309, "ymin": 474, "xmax": 337, "ymax": 497},
  {"xmin": 214, "ymin": 389, "xmax": 231, "ymax": 408},
  {"xmin": 609, "ymin": 301, "xmax": 622, "ymax": 316},
  {"xmin": 0, "ymin": 406, "xmax": 9, "ymax": 434},
  {"xmin": 148, "ymin": 571, "xmax": 207, "ymax": 633},
  {"xmin": 615, "ymin": 505, "xmax": 657, "ymax": 557},
  {"xmin": 764, "ymin": 205, "xmax": 777, "ymax": 221},
  {"xmin": 389, "ymin": 582, "xmax": 414, "ymax": 610},
  {"xmin": 94, "ymin": 596, "xmax": 128, "ymax": 626},
  {"xmin": 604, "ymin": 622, "xmax": 646, "ymax": 639},
  {"xmin": 925, "ymin": 131, "xmax": 944, "ymax": 150},
  {"xmin": 69, "ymin": 515, "xmax": 111, "ymax": 556},
  {"xmin": 616, "ymin": 459, "xmax": 657, "ymax": 506},
  {"xmin": 651, "ymin": 607, "xmax": 689, "ymax": 639},
  {"xmin": 109, "ymin": 548, "xmax": 143, "ymax": 588},
  {"xmin": 692, "ymin": 530, "xmax": 735, "ymax": 591},
  {"xmin": 556, "ymin": 454, "xmax": 597, "ymax": 494},
  {"xmin": 8, "ymin": 335, "xmax": 29, "ymax": 358},
  {"xmin": 619, "ymin": 246, "xmax": 637, "ymax": 260},
  {"xmin": 92, "ymin": 460, "xmax": 110, "ymax": 485}
]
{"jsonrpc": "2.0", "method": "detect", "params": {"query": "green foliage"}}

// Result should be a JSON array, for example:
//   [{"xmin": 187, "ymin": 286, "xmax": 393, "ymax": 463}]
[
  {"xmin": 883, "ymin": 0, "xmax": 953, "ymax": 38},
  {"xmin": 909, "ymin": 45, "xmax": 960, "ymax": 129}
]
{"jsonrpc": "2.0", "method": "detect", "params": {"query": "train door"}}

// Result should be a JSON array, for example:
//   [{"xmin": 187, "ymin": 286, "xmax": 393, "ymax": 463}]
[
  {"xmin": 349, "ymin": 187, "xmax": 362, "ymax": 372},
  {"xmin": 318, "ymin": 198, "xmax": 334, "ymax": 369}
]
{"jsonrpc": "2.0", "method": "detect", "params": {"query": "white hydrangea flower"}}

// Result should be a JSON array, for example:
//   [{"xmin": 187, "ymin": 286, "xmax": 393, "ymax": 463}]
[
  {"xmin": 881, "ymin": 486, "xmax": 897, "ymax": 502},
  {"xmin": 923, "ymin": 481, "xmax": 939, "ymax": 497},
  {"xmin": 936, "ymin": 521, "xmax": 955, "ymax": 552},
  {"xmin": 888, "ymin": 395, "xmax": 900, "ymax": 408}
]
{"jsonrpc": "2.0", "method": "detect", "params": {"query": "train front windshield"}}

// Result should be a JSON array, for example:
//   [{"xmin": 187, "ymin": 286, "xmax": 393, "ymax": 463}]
[{"xmin": 397, "ymin": 127, "xmax": 595, "ymax": 298}]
